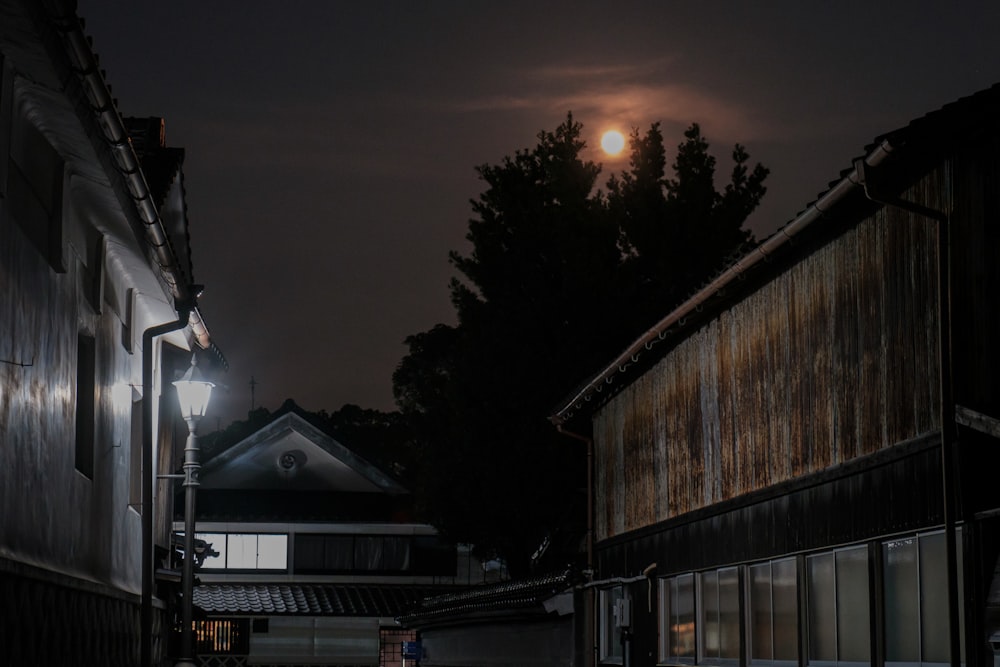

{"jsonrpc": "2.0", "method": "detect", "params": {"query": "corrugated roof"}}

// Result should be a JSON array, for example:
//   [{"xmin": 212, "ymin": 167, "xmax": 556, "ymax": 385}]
[{"xmin": 193, "ymin": 583, "xmax": 448, "ymax": 617}]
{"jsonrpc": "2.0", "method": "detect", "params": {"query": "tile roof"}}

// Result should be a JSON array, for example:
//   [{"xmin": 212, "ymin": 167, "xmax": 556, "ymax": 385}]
[
  {"xmin": 397, "ymin": 568, "xmax": 578, "ymax": 626},
  {"xmin": 193, "ymin": 583, "xmax": 447, "ymax": 617}
]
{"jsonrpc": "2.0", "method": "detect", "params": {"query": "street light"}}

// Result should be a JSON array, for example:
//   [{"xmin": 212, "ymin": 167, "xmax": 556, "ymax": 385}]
[{"xmin": 173, "ymin": 354, "xmax": 214, "ymax": 667}]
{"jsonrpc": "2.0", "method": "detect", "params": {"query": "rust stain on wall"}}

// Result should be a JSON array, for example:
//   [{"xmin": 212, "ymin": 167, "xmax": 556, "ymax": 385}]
[{"xmin": 593, "ymin": 189, "xmax": 943, "ymax": 539}]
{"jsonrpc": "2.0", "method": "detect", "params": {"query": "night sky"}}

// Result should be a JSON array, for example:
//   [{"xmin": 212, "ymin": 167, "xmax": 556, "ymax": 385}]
[{"xmin": 77, "ymin": 1, "xmax": 1000, "ymax": 427}]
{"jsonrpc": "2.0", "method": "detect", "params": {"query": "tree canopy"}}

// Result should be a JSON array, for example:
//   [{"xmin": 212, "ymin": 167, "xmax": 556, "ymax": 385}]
[{"xmin": 393, "ymin": 116, "xmax": 768, "ymax": 574}]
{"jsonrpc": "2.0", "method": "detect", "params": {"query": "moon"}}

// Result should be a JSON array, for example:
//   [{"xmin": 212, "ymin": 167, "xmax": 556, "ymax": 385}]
[{"xmin": 601, "ymin": 130, "xmax": 626, "ymax": 156}]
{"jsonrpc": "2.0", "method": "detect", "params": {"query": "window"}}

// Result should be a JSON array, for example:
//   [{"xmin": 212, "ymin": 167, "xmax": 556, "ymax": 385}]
[
  {"xmin": 883, "ymin": 529, "xmax": 965, "ymax": 666},
  {"xmin": 196, "ymin": 533, "xmax": 288, "ymax": 570},
  {"xmin": 747, "ymin": 558, "xmax": 798, "ymax": 665},
  {"xmin": 659, "ymin": 573, "xmax": 696, "ymax": 664},
  {"xmin": 8, "ymin": 109, "xmax": 65, "ymax": 272},
  {"xmin": 293, "ymin": 533, "xmax": 412, "ymax": 572},
  {"xmin": 192, "ymin": 619, "xmax": 250, "ymax": 655},
  {"xmin": 700, "ymin": 567, "xmax": 740, "ymax": 665},
  {"xmin": 806, "ymin": 545, "xmax": 870, "ymax": 666},
  {"xmin": 600, "ymin": 585, "xmax": 625, "ymax": 663},
  {"xmin": 128, "ymin": 390, "xmax": 142, "ymax": 511},
  {"xmin": 74, "ymin": 333, "xmax": 96, "ymax": 478}
]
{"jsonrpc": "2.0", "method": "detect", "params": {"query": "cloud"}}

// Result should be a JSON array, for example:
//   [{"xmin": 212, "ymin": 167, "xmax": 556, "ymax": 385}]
[{"xmin": 419, "ymin": 59, "xmax": 774, "ymax": 145}]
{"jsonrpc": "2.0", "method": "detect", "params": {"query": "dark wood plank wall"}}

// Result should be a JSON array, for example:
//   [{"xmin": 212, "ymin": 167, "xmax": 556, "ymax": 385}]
[{"xmin": 593, "ymin": 171, "xmax": 949, "ymax": 542}]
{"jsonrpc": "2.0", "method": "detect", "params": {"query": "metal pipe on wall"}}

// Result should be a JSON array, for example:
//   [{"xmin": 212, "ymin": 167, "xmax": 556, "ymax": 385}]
[
  {"xmin": 141, "ymin": 308, "xmax": 191, "ymax": 667},
  {"xmin": 855, "ymin": 159, "xmax": 961, "ymax": 667}
]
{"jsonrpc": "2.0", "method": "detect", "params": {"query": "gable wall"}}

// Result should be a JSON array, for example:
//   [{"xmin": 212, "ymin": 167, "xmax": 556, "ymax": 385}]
[{"xmin": 593, "ymin": 168, "xmax": 948, "ymax": 541}]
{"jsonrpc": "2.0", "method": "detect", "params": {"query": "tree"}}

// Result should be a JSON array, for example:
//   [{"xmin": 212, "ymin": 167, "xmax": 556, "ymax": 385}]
[
  {"xmin": 394, "ymin": 116, "xmax": 768, "ymax": 573},
  {"xmin": 610, "ymin": 123, "xmax": 768, "ymax": 331}
]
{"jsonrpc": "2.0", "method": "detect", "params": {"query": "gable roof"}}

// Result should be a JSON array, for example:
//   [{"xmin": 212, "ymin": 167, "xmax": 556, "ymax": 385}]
[
  {"xmin": 550, "ymin": 82, "xmax": 1000, "ymax": 426},
  {"xmin": 200, "ymin": 407, "xmax": 407, "ymax": 495}
]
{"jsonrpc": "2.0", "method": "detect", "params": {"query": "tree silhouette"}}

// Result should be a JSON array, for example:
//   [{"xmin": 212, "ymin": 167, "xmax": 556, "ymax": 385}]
[{"xmin": 394, "ymin": 115, "xmax": 768, "ymax": 573}]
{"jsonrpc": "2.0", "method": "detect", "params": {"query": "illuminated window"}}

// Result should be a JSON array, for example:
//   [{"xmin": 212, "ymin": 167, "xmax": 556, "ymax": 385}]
[
  {"xmin": 659, "ymin": 573, "xmax": 696, "ymax": 664},
  {"xmin": 883, "ymin": 529, "xmax": 965, "ymax": 666},
  {"xmin": 196, "ymin": 533, "xmax": 288, "ymax": 570},
  {"xmin": 747, "ymin": 558, "xmax": 798, "ymax": 666}
]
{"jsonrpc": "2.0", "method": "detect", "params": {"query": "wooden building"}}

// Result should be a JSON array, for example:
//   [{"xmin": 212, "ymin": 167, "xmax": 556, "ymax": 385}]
[
  {"xmin": 176, "ymin": 400, "xmax": 483, "ymax": 666},
  {"xmin": 0, "ymin": 2, "xmax": 224, "ymax": 665},
  {"xmin": 551, "ymin": 84, "xmax": 1000, "ymax": 667}
]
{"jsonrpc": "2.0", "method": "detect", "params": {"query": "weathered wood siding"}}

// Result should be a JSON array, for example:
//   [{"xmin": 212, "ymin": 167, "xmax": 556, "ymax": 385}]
[{"xmin": 593, "ymin": 176, "xmax": 946, "ymax": 541}]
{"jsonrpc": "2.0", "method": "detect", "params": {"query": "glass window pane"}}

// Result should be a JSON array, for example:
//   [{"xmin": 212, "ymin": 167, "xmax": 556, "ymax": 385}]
[
  {"xmin": 807, "ymin": 553, "xmax": 836, "ymax": 662},
  {"xmin": 659, "ymin": 579, "xmax": 670, "ymax": 662},
  {"xmin": 772, "ymin": 558, "xmax": 798, "ymax": 662},
  {"xmin": 673, "ymin": 574, "xmax": 697, "ymax": 660},
  {"xmin": 883, "ymin": 537, "xmax": 919, "ymax": 663},
  {"xmin": 835, "ymin": 546, "xmax": 870, "ymax": 662},
  {"xmin": 719, "ymin": 567, "xmax": 740, "ymax": 660},
  {"xmin": 382, "ymin": 536, "xmax": 411, "ymax": 570},
  {"xmin": 196, "ymin": 533, "xmax": 227, "ymax": 570},
  {"xmin": 919, "ymin": 532, "xmax": 949, "ymax": 663},
  {"xmin": 601, "ymin": 586, "xmax": 624, "ymax": 660},
  {"xmin": 226, "ymin": 534, "xmax": 257, "ymax": 569},
  {"xmin": 256, "ymin": 534, "xmax": 287, "ymax": 569},
  {"xmin": 748, "ymin": 563, "xmax": 773, "ymax": 662},
  {"xmin": 324, "ymin": 536, "xmax": 354, "ymax": 570},
  {"xmin": 355, "ymin": 536, "xmax": 384, "ymax": 570},
  {"xmin": 293, "ymin": 534, "xmax": 326, "ymax": 571},
  {"xmin": 958, "ymin": 528, "xmax": 966, "ymax": 664},
  {"xmin": 701, "ymin": 570, "xmax": 720, "ymax": 660}
]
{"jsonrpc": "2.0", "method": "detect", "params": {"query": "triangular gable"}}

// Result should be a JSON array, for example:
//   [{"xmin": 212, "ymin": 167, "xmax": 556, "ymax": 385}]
[{"xmin": 199, "ymin": 412, "xmax": 407, "ymax": 495}]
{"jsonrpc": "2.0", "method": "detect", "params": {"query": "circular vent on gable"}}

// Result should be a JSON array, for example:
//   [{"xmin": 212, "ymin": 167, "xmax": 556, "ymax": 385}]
[{"xmin": 277, "ymin": 449, "xmax": 307, "ymax": 477}]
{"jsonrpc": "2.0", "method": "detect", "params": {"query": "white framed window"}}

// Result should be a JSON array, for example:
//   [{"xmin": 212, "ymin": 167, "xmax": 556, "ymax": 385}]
[
  {"xmin": 699, "ymin": 567, "xmax": 740, "ymax": 665},
  {"xmin": 659, "ymin": 573, "xmax": 696, "ymax": 664},
  {"xmin": 747, "ymin": 557, "xmax": 798, "ymax": 666},
  {"xmin": 883, "ymin": 528, "xmax": 965, "ymax": 667},
  {"xmin": 600, "ymin": 585, "xmax": 625, "ymax": 664},
  {"xmin": 196, "ymin": 533, "xmax": 288, "ymax": 570},
  {"xmin": 806, "ymin": 545, "xmax": 870, "ymax": 667}
]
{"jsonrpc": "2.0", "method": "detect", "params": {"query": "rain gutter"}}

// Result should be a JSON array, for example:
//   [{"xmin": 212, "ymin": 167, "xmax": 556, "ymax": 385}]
[
  {"xmin": 51, "ymin": 8, "xmax": 212, "ymax": 350},
  {"xmin": 550, "ymin": 139, "xmax": 898, "ymax": 426},
  {"xmin": 45, "ymin": 7, "xmax": 222, "ymax": 665}
]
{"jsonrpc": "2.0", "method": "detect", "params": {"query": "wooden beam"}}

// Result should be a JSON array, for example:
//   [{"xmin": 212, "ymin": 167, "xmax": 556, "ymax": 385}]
[{"xmin": 955, "ymin": 404, "xmax": 1000, "ymax": 439}]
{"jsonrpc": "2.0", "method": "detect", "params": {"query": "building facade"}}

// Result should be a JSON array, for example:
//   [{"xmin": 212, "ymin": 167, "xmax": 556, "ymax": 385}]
[
  {"xmin": 552, "ymin": 84, "xmax": 1000, "ymax": 667},
  {"xmin": 0, "ymin": 2, "xmax": 222, "ymax": 664},
  {"xmin": 176, "ymin": 402, "xmax": 481, "ymax": 666}
]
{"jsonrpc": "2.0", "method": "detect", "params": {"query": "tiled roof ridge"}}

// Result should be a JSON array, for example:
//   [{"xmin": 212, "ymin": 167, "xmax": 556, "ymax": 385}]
[{"xmin": 395, "ymin": 568, "xmax": 578, "ymax": 626}]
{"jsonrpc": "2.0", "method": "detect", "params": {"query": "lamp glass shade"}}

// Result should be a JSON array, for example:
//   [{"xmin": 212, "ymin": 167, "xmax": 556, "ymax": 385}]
[{"xmin": 174, "ymin": 379, "xmax": 214, "ymax": 420}]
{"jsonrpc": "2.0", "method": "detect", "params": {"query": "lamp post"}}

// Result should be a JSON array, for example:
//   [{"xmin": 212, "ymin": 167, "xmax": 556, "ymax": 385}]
[{"xmin": 173, "ymin": 354, "xmax": 214, "ymax": 667}]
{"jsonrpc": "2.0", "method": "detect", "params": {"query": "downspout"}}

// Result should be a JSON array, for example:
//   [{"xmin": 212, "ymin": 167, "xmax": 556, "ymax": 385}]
[
  {"xmin": 855, "ymin": 158, "xmax": 960, "ymax": 667},
  {"xmin": 556, "ymin": 425, "xmax": 594, "ymax": 667},
  {"xmin": 140, "ymin": 302, "xmax": 192, "ymax": 667}
]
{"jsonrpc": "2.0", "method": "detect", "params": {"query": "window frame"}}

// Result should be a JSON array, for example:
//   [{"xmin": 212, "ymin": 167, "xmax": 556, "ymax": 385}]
[
  {"xmin": 882, "ymin": 528, "xmax": 965, "ymax": 667},
  {"xmin": 599, "ymin": 585, "xmax": 626, "ymax": 664},
  {"xmin": 195, "ymin": 532, "xmax": 289, "ymax": 572},
  {"xmin": 698, "ymin": 566, "xmax": 741, "ymax": 667},
  {"xmin": 745, "ymin": 557, "xmax": 799, "ymax": 667},
  {"xmin": 659, "ymin": 573, "xmax": 697, "ymax": 665},
  {"xmin": 805, "ymin": 544, "xmax": 871, "ymax": 667}
]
